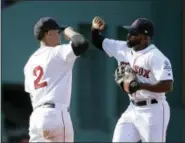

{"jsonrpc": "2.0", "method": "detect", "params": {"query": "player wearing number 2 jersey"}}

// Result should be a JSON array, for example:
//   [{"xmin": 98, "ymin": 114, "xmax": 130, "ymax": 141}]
[{"xmin": 24, "ymin": 17, "xmax": 88, "ymax": 142}]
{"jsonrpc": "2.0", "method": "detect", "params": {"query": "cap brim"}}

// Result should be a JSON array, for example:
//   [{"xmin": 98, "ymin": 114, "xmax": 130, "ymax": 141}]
[
  {"xmin": 122, "ymin": 26, "xmax": 140, "ymax": 35},
  {"xmin": 122, "ymin": 26, "xmax": 132, "ymax": 30}
]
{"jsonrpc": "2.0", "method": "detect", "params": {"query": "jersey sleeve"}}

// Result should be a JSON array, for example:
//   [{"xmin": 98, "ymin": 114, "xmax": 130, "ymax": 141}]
[
  {"xmin": 102, "ymin": 38, "xmax": 129, "ymax": 60},
  {"xmin": 56, "ymin": 42, "xmax": 77, "ymax": 63},
  {"xmin": 24, "ymin": 67, "xmax": 30, "ymax": 93},
  {"xmin": 25, "ymin": 80, "xmax": 30, "ymax": 93},
  {"xmin": 150, "ymin": 52, "xmax": 173, "ymax": 81}
]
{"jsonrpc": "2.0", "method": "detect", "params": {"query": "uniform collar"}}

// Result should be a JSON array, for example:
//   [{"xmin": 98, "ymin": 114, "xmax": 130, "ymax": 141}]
[{"xmin": 132, "ymin": 44, "xmax": 156, "ymax": 56}]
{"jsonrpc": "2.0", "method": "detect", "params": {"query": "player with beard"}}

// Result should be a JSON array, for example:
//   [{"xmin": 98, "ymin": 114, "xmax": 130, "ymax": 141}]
[{"xmin": 91, "ymin": 16, "xmax": 173, "ymax": 142}]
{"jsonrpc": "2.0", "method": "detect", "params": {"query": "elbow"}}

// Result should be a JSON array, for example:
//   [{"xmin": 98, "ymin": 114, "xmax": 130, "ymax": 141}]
[
  {"xmin": 166, "ymin": 83, "xmax": 173, "ymax": 93},
  {"xmin": 158, "ymin": 80, "xmax": 173, "ymax": 93},
  {"xmin": 168, "ymin": 84, "xmax": 173, "ymax": 92},
  {"xmin": 71, "ymin": 35, "xmax": 89, "ymax": 56},
  {"xmin": 91, "ymin": 29, "xmax": 104, "ymax": 51}
]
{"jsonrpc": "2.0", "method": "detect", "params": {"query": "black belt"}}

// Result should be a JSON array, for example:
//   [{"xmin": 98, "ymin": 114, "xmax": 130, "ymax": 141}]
[
  {"xmin": 35, "ymin": 103, "xmax": 70, "ymax": 112},
  {"xmin": 36, "ymin": 103, "xmax": 55, "ymax": 108},
  {"xmin": 131, "ymin": 99, "xmax": 158, "ymax": 106}
]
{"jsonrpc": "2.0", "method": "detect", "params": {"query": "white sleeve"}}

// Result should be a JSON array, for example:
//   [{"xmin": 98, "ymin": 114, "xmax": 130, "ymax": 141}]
[
  {"xmin": 24, "ymin": 68, "xmax": 30, "ymax": 93},
  {"xmin": 102, "ymin": 38, "xmax": 129, "ymax": 60},
  {"xmin": 56, "ymin": 42, "xmax": 77, "ymax": 63},
  {"xmin": 25, "ymin": 80, "xmax": 30, "ymax": 93},
  {"xmin": 150, "ymin": 53, "xmax": 173, "ymax": 81}
]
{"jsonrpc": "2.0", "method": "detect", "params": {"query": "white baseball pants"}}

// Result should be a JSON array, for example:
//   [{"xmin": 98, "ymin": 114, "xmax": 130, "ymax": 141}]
[
  {"xmin": 29, "ymin": 103, "xmax": 74, "ymax": 142},
  {"xmin": 112, "ymin": 99, "xmax": 170, "ymax": 142}
]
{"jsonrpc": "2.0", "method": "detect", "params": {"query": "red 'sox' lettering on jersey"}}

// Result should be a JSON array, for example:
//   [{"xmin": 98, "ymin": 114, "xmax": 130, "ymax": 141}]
[{"xmin": 134, "ymin": 65, "xmax": 150, "ymax": 78}]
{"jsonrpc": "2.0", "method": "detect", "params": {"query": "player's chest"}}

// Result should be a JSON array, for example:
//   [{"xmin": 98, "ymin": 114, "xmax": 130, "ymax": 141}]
[{"xmin": 129, "ymin": 53, "xmax": 151, "ymax": 79}]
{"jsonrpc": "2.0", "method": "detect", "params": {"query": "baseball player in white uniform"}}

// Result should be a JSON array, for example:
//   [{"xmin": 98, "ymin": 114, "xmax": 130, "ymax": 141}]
[
  {"xmin": 24, "ymin": 17, "xmax": 88, "ymax": 142},
  {"xmin": 91, "ymin": 16, "xmax": 173, "ymax": 142}
]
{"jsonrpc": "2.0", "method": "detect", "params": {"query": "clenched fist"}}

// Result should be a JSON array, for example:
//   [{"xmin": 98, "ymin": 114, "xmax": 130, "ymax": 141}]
[
  {"xmin": 63, "ymin": 27, "xmax": 74, "ymax": 41},
  {"xmin": 92, "ymin": 16, "xmax": 105, "ymax": 31}
]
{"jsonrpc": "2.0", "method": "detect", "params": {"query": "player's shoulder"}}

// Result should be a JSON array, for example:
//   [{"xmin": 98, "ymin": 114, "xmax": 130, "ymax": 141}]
[
  {"xmin": 54, "ymin": 43, "xmax": 71, "ymax": 52},
  {"xmin": 55, "ymin": 44, "xmax": 67, "ymax": 50},
  {"xmin": 149, "ymin": 44, "xmax": 171, "ymax": 61}
]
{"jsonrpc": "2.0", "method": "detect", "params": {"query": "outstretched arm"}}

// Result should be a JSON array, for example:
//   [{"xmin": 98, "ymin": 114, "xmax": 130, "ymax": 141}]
[
  {"xmin": 91, "ymin": 16, "xmax": 106, "ymax": 51},
  {"xmin": 91, "ymin": 16, "xmax": 129, "ymax": 59},
  {"xmin": 91, "ymin": 28, "xmax": 105, "ymax": 51}
]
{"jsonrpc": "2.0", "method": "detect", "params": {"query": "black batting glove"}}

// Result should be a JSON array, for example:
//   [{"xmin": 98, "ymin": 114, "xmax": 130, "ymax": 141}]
[{"xmin": 129, "ymin": 80, "xmax": 140, "ymax": 94}]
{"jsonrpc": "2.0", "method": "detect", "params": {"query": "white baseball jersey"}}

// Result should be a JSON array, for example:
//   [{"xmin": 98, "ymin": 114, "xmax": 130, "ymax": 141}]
[
  {"xmin": 24, "ymin": 43, "xmax": 77, "ymax": 108},
  {"xmin": 102, "ymin": 38, "xmax": 173, "ymax": 100}
]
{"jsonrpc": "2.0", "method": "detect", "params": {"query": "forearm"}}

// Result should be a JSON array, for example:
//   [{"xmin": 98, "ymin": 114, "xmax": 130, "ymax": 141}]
[
  {"xmin": 64, "ymin": 27, "xmax": 81, "ymax": 39},
  {"xmin": 71, "ymin": 35, "xmax": 88, "ymax": 56},
  {"xmin": 91, "ymin": 29, "xmax": 105, "ymax": 51},
  {"xmin": 139, "ymin": 81, "xmax": 173, "ymax": 93},
  {"xmin": 64, "ymin": 27, "xmax": 89, "ymax": 56}
]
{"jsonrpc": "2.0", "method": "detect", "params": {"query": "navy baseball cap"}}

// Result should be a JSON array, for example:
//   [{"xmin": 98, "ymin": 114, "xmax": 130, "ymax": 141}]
[
  {"xmin": 123, "ymin": 18, "xmax": 154, "ymax": 38},
  {"xmin": 34, "ymin": 17, "xmax": 67, "ymax": 40}
]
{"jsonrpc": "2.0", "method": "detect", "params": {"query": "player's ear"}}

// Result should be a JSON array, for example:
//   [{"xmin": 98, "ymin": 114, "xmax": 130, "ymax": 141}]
[
  {"xmin": 47, "ymin": 31, "xmax": 52, "ymax": 36},
  {"xmin": 44, "ymin": 32, "xmax": 49, "ymax": 37},
  {"xmin": 141, "ymin": 34, "xmax": 148, "ymax": 41}
]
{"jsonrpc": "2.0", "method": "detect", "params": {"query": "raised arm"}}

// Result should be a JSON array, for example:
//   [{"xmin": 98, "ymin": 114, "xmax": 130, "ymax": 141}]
[
  {"xmin": 91, "ymin": 28, "xmax": 105, "ymax": 51},
  {"xmin": 91, "ymin": 16, "xmax": 129, "ymax": 59},
  {"xmin": 91, "ymin": 16, "xmax": 105, "ymax": 51},
  {"xmin": 56, "ymin": 27, "xmax": 89, "ymax": 63},
  {"xmin": 64, "ymin": 27, "xmax": 89, "ymax": 56}
]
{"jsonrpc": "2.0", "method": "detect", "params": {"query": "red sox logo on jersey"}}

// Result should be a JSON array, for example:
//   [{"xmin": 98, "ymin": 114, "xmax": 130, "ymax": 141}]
[
  {"xmin": 133, "ymin": 65, "xmax": 151, "ymax": 78},
  {"xmin": 120, "ymin": 62, "xmax": 151, "ymax": 78}
]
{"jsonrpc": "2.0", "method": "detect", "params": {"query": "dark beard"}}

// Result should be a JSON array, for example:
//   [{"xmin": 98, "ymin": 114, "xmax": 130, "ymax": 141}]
[{"xmin": 127, "ymin": 40, "xmax": 141, "ymax": 48}]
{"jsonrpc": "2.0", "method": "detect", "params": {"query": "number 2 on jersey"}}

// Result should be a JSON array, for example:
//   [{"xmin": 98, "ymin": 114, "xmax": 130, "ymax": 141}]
[{"xmin": 33, "ymin": 65, "xmax": 47, "ymax": 89}]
